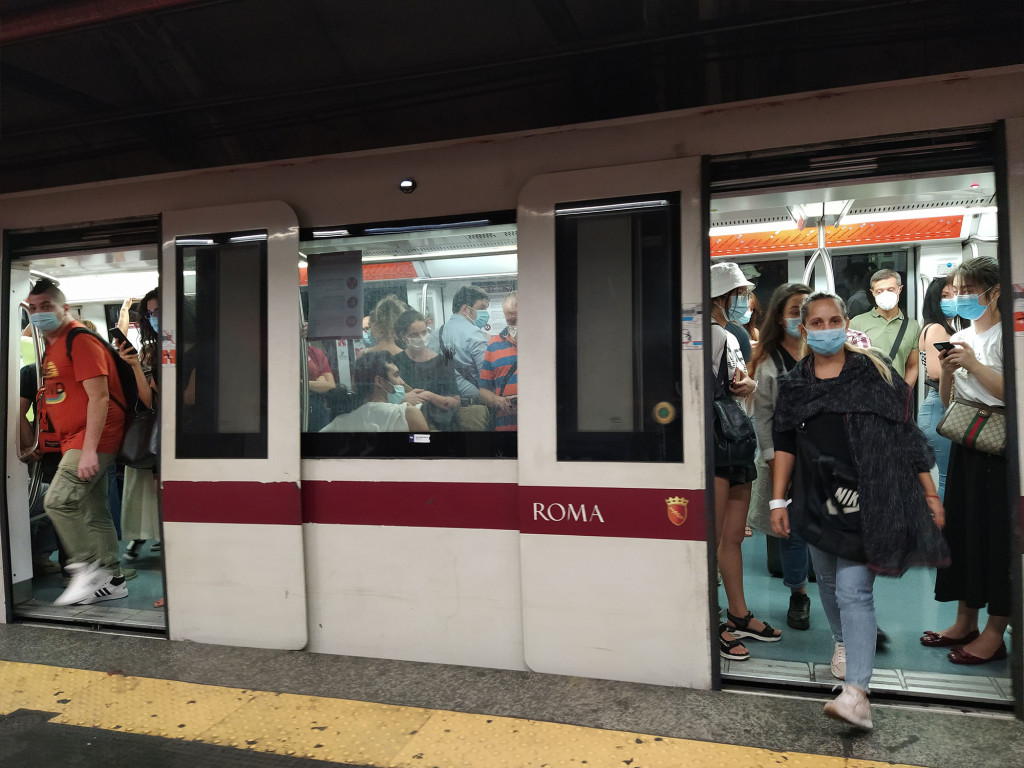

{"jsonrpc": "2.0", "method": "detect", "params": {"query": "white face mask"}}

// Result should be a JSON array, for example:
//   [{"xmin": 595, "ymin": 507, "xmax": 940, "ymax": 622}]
[
  {"xmin": 406, "ymin": 333, "xmax": 429, "ymax": 349},
  {"xmin": 874, "ymin": 290, "xmax": 899, "ymax": 311}
]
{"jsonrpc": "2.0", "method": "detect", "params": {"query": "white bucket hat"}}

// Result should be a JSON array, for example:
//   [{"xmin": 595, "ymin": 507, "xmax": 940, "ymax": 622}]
[{"xmin": 710, "ymin": 262, "xmax": 755, "ymax": 299}]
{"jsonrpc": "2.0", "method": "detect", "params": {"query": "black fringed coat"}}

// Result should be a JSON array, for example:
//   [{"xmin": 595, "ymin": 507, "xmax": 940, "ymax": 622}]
[{"xmin": 775, "ymin": 350, "xmax": 950, "ymax": 575}]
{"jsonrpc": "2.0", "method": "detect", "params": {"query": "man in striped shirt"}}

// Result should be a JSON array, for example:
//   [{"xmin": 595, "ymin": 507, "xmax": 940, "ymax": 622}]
[{"xmin": 479, "ymin": 291, "xmax": 518, "ymax": 431}]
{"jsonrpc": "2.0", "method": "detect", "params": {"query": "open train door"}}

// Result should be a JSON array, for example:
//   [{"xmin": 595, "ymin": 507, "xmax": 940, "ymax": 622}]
[
  {"xmin": 516, "ymin": 157, "xmax": 713, "ymax": 687},
  {"xmin": 161, "ymin": 202, "xmax": 306, "ymax": 649}
]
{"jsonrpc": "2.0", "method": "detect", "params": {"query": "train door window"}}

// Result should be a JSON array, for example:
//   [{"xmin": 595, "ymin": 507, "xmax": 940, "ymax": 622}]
[
  {"xmin": 831, "ymin": 250, "xmax": 911, "ymax": 319},
  {"xmin": 553, "ymin": 194, "xmax": 682, "ymax": 462},
  {"xmin": 297, "ymin": 213, "xmax": 518, "ymax": 458},
  {"xmin": 175, "ymin": 232, "xmax": 268, "ymax": 459}
]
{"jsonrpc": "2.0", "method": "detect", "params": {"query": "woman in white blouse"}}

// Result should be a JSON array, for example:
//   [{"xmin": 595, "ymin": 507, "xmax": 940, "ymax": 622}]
[{"xmin": 925, "ymin": 256, "xmax": 1009, "ymax": 665}]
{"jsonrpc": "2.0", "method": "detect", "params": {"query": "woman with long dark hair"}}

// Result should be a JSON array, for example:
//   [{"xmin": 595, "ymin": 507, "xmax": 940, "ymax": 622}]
[
  {"xmin": 748, "ymin": 283, "xmax": 813, "ymax": 632},
  {"xmin": 116, "ymin": 289, "xmax": 160, "ymax": 562},
  {"xmin": 772, "ymin": 291, "xmax": 947, "ymax": 730},
  {"xmin": 916, "ymin": 277, "xmax": 959, "ymax": 500},
  {"xmin": 924, "ymin": 256, "xmax": 1010, "ymax": 665}
]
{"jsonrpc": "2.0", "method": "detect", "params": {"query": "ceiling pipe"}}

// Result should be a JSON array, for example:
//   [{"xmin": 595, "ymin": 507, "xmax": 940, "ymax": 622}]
[{"xmin": 1, "ymin": 0, "xmax": 206, "ymax": 45}]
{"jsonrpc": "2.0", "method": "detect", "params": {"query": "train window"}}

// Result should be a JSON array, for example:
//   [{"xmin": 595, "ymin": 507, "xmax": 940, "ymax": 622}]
[
  {"xmin": 298, "ymin": 213, "xmax": 518, "ymax": 458},
  {"xmin": 175, "ymin": 232, "xmax": 268, "ymax": 459},
  {"xmin": 554, "ymin": 194, "xmax": 682, "ymax": 462}
]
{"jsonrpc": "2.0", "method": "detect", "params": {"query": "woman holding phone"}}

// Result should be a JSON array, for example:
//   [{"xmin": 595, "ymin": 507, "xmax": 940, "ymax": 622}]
[
  {"xmin": 115, "ymin": 290, "xmax": 161, "ymax": 563},
  {"xmin": 925, "ymin": 256, "xmax": 1010, "ymax": 665},
  {"xmin": 916, "ymin": 278, "xmax": 959, "ymax": 500}
]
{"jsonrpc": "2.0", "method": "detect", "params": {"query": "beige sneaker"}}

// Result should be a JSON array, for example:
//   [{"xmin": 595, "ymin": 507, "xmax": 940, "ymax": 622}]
[
  {"xmin": 824, "ymin": 684, "xmax": 873, "ymax": 730},
  {"xmin": 831, "ymin": 642, "xmax": 846, "ymax": 680}
]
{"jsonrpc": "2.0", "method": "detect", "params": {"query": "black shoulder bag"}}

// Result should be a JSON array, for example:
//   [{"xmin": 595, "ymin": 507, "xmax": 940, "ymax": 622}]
[{"xmin": 712, "ymin": 345, "xmax": 756, "ymax": 468}]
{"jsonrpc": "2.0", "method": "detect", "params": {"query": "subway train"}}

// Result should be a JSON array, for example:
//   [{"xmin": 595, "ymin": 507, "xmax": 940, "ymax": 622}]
[{"xmin": 1, "ymin": 66, "xmax": 1022, "ymax": 716}]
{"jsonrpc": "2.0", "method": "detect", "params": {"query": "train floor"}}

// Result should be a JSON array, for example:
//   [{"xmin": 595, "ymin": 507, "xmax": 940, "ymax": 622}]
[
  {"xmin": 0, "ymin": 623, "xmax": 1022, "ymax": 768},
  {"xmin": 722, "ymin": 530, "xmax": 1012, "ymax": 703}
]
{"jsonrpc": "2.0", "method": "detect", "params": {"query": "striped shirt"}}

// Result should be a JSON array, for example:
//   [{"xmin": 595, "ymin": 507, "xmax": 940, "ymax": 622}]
[{"xmin": 480, "ymin": 330, "xmax": 517, "ymax": 431}]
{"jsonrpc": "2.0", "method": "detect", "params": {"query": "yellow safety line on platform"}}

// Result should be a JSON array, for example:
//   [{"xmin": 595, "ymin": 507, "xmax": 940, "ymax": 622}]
[{"xmin": 0, "ymin": 660, "xmax": 920, "ymax": 767}]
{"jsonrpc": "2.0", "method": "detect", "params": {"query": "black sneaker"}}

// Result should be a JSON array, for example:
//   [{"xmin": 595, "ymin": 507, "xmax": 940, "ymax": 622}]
[{"xmin": 787, "ymin": 592, "xmax": 811, "ymax": 630}]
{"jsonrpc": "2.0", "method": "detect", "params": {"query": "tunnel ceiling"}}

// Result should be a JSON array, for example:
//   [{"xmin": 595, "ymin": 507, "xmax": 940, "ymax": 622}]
[{"xmin": 2, "ymin": 0, "xmax": 1022, "ymax": 194}]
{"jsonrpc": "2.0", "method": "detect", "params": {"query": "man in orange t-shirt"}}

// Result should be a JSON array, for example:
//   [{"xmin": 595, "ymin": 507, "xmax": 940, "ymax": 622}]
[{"xmin": 29, "ymin": 278, "xmax": 129, "ymax": 607}]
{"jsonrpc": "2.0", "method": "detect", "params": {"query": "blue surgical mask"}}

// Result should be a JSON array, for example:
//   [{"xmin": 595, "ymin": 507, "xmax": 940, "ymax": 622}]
[
  {"xmin": 727, "ymin": 296, "xmax": 749, "ymax": 323},
  {"xmin": 30, "ymin": 312, "xmax": 61, "ymax": 333},
  {"xmin": 149, "ymin": 316, "xmax": 159, "ymax": 334},
  {"xmin": 362, "ymin": 329, "xmax": 376, "ymax": 347},
  {"xmin": 955, "ymin": 290, "xmax": 993, "ymax": 321},
  {"xmin": 940, "ymin": 298, "xmax": 958, "ymax": 319},
  {"xmin": 784, "ymin": 317, "xmax": 802, "ymax": 338},
  {"xmin": 739, "ymin": 308, "xmax": 753, "ymax": 325},
  {"xmin": 379, "ymin": 377, "xmax": 405, "ymax": 404},
  {"xmin": 805, "ymin": 327, "xmax": 847, "ymax": 356},
  {"xmin": 473, "ymin": 309, "xmax": 490, "ymax": 329}
]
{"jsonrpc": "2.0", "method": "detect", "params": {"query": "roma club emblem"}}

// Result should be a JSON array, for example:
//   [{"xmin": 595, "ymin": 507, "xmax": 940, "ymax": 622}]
[{"xmin": 666, "ymin": 496, "xmax": 689, "ymax": 527}]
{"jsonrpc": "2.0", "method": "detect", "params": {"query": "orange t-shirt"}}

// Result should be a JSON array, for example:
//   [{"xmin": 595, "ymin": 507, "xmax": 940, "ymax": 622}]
[{"xmin": 40, "ymin": 321, "xmax": 126, "ymax": 454}]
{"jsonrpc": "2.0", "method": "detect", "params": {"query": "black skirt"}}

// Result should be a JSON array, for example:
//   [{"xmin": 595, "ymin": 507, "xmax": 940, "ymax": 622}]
[{"xmin": 934, "ymin": 442, "xmax": 1011, "ymax": 616}]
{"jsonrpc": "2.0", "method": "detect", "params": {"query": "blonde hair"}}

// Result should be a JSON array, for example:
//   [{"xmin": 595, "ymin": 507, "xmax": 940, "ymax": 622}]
[
  {"xmin": 369, "ymin": 294, "xmax": 408, "ymax": 342},
  {"xmin": 800, "ymin": 292, "xmax": 893, "ymax": 386}
]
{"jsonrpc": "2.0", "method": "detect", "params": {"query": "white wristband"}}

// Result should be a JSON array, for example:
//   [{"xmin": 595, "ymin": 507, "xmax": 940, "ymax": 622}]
[{"xmin": 768, "ymin": 499, "xmax": 790, "ymax": 510}]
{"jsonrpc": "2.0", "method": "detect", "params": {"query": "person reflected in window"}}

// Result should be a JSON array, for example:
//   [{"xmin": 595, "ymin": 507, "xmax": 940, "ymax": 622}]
[
  {"xmin": 363, "ymin": 295, "xmax": 408, "ymax": 356},
  {"xmin": 478, "ymin": 290, "xmax": 518, "ymax": 431},
  {"xmin": 440, "ymin": 285, "xmax": 490, "ymax": 403},
  {"xmin": 320, "ymin": 351, "xmax": 428, "ymax": 432},
  {"xmin": 393, "ymin": 309, "xmax": 460, "ymax": 430}
]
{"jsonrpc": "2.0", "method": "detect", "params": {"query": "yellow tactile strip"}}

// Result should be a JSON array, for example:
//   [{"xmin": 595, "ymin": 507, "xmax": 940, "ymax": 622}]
[{"xmin": 0, "ymin": 660, "xmax": 919, "ymax": 767}]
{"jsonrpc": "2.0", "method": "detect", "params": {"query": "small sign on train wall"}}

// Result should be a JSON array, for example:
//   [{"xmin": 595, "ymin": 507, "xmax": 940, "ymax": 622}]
[
  {"xmin": 160, "ymin": 329, "xmax": 176, "ymax": 368},
  {"xmin": 681, "ymin": 303, "xmax": 703, "ymax": 349},
  {"xmin": 307, "ymin": 251, "xmax": 363, "ymax": 340}
]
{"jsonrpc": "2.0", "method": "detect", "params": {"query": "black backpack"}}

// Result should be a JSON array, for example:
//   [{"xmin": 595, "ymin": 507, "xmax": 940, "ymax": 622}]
[{"xmin": 64, "ymin": 326, "xmax": 141, "ymax": 419}]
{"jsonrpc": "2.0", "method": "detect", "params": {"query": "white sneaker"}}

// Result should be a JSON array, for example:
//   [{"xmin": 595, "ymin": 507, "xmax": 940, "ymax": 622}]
[
  {"xmin": 53, "ymin": 561, "xmax": 108, "ymax": 606},
  {"xmin": 79, "ymin": 574, "xmax": 128, "ymax": 604},
  {"xmin": 824, "ymin": 684, "xmax": 873, "ymax": 730},
  {"xmin": 831, "ymin": 642, "xmax": 846, "ymax": 680}
]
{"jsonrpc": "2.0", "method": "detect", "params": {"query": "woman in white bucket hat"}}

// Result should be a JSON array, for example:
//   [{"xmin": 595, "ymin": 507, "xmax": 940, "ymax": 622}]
[{"xmin": 711, "ymin": 262, "xmax": 783, "ymax": 661}]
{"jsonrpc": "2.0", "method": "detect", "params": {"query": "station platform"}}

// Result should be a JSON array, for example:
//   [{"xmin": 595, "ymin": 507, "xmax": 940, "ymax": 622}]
[{"xmin": 0, "ymin": 624, "xmax": 1021, "ymax": 767}]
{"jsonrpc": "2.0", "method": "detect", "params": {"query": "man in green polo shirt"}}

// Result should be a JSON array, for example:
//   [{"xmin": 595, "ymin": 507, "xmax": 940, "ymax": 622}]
[{"xmin": 848, "ymin": 268, "xmax": 920, "ymax": 386}]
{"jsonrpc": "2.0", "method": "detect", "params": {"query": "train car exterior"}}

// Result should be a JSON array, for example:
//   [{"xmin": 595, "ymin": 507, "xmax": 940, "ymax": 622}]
[{"xmin": 2, "ymin": 66, "xmax": 1022, "ymax": 707}]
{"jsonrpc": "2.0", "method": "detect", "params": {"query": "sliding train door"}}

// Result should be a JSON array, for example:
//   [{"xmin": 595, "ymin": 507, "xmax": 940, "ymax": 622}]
[
  {"xmin": 516, "ymin": 157, "xmax": 712, "ymax": 687},
  {"xmin": 160, "ymin": 202, "xmax": 306, "ymax": 649}
]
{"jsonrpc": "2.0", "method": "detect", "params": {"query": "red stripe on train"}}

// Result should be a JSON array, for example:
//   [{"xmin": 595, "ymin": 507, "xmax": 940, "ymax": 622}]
[
  {"xmin": 162, "ymin": 480, "xmax": 301, "ymax": 525},
  {"xmin": 163, "ymin": 479, "xmax": 707, "ymax": 541}
]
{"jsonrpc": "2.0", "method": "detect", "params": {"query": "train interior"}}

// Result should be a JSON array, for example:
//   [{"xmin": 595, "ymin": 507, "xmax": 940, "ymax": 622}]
[
  {"xmin": 713, "ymin": 169, "xmax": 1010, "ymax": 704},
  {"xmin": 2, "ymin": 166, "xmax": 1014, "ymax": 708}
]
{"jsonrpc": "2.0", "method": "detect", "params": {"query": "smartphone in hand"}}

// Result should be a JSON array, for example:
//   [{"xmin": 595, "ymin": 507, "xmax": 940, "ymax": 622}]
[
  {"xmin": 934, "ymin": 341, "xmax": 955, "ymax": 353},
  {"xmin": 109, "ymin": 327, "xmax": 137, "ymax": 355}
]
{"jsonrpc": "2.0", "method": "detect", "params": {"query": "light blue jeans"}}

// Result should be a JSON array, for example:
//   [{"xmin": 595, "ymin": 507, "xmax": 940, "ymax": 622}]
[
  {"xmin": 809, "ymin": 545, "xmax": 876, "ymax": 690},
  {"xmin": 919, "ymin": 387, "xmax": 952, "ymax": 501}
]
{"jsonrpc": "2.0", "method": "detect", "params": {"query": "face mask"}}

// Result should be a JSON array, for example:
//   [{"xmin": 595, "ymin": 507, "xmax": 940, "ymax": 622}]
[
  {"xmin": 739, "ymin": 308, "xmax": 753, "ymax": 324},
  {"xmin": 940, "ymin": 298, "xmax": 958, "ymax": 319},
  {"xmin": 507, "ymin": 325, "xmax": 518, "ymax": 339},
  {"xmin": 149, "ymin": 316, "xmax": 159, "ymax": 334},
  {"xmin": 727, "ymin": 296, "xmax": 749, "ymax": 323},
  {"xmin": 805, "ymin": 327, "xmax": 847, "ymax": 356},
  {"xmin": 473, "ymin": 309, "xmax": 490, "ymax": 329},
  {"xmin": 874, "ymin": 290, "xmax": 899, "ymax": 311},
  {"xmin": 784, "ymin": 317, "xmax": 802, "ymax": 338},
  {"xmin": 378, "ymin": 377, "xmax": 406, "ymax": 404},
  {"xmin": 362, "ymin": 330, "xmax": 376, "ymax": 347},
  {"xmin": 955, "ymin": 291, "xmax": 993, "ymax": 321},
  {"xmin": 30, "ymin": 312, "xmax": 61, "ymax": 333},
  {"xmin": 406, "ymin": 334, "xmax": 429, "ymax": 349}
]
